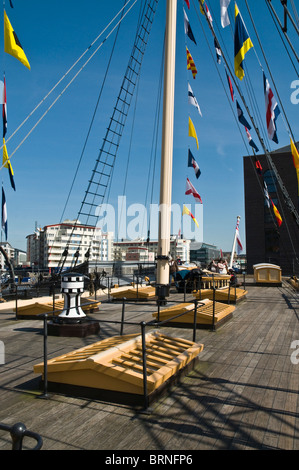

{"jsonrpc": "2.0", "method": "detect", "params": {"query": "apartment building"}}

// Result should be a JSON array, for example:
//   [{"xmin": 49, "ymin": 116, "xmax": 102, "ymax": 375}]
[
  {"xmin": 113, "ymin": 236, "xmax": 191, "ymax": 263},
  {"xmin": 27, "ymin": 220, "xmax": 113, "ymax": 270}
]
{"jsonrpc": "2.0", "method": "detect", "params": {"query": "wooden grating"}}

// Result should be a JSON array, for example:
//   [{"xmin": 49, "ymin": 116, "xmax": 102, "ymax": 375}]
[{"xmin": 34, "ymin": 331, "xmax": 203, "ymax": 395}]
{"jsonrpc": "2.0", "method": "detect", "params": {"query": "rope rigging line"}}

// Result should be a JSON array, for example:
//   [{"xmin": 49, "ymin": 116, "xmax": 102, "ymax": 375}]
[
  {"xmin": 59, "ymin": 2, "xmax": 127, "ymax": 225},
  {"xmin": 245, "ymin": 0, "xmax": 297, "ymax": 145},
  {"xmin": 192, "ymin": 0, "xmax": 299, "ymax": 264},
  {"xmin": 57, "ymin": 0, "xmax": 159, "ymax": 273},
  {"xmin": 265, "ymin": 0, "xmax": 299, "ymax": 77},
  {"xmin": 0, "ymin": 0, "xmax": 139, "ymax": 171},
  {"xmin": 265, "ymin": 0, "xmax": 299, "ymax": 63},
  {"xmin": 196, "ymin": 0, "xmax": 299, "ymax": 233},
  {"xmin": 45, "ymin": 1, "xmax": 128, "ymax": 267}
]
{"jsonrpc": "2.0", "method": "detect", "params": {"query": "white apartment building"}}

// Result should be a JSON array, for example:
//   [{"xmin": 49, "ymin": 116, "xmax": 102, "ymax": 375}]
[
  {"xmin": 27, "ymin": 220, "xmax": 113, "ymax": 270},
  {"xmin": 113, "ymin": 236, "xmax": 190, "ymax": 263}
]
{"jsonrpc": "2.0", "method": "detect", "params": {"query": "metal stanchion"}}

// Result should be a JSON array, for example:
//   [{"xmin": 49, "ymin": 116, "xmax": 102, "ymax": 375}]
[
  {"xmin": 120, "ymin": 298, "xmax": 126, "ymax": 336},
  {"xmin": 212, "ymin": 275, "xmax": 216, "ymax": 331},
  {"xmin": 193, "ymin": 300, "xmax": 198, "ymax": 343},
  {"xmin": 38, "ymin": 314, "xmax": 49, "ymax": 399},
  {"xmin": 141, "ymin": 321, "xmax": 151, "ymax": 413}
]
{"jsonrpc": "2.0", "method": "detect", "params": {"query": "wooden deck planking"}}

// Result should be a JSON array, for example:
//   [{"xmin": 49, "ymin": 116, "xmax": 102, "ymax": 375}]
[{"xmin": 0, "ymin": 282, "xmax": 299, "ymax": 450}]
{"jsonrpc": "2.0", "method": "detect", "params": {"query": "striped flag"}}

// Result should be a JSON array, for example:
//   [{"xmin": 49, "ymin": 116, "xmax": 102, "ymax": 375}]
[
  {"xmin": 186, "ymin": 46, "xmax": 197, "ymax": 79},
  {"xmin": 185, "ymin": 177, "xmax": 202, "ymax": 203},
  {"xmin": 245, "ymin": 127, "xmax": 259, "ymax": 152},
  {"xmin": 2, "ymin": 77, "xmax": 7, "ymax": 139},
  {"xmin": 188, "ymin": 82, "xmax": 202, "ymax": 116},
  {"xmin": 225, "ymin": 69, "xmax": 234, "ymax": 101},
  {"xmin": 236, "ymin": 100, "xmax": 251, "ymax": 129},
  {"xmin": 263, "ymin": 181, "xmax": 271, "ymax": 208},
  {"xmin": 1, "ymin": 186, "xmax": 7, "ymax": 240},
  {"xmin": 234, "ymin": 4, "xmax": 253, "ymax": 80},
  {"xmin": 188, "ymin": 149, "xmax": 201, "ymax": 179},
  {"xmin": 271, "ymin": 199, "xmax": 282, "ymax": 227},
  {"xmin": 3, "ymin": 138, "xmax": 15, "ymax": 191},
  {"xmin": 214, "ymin": 38, "xmax": 221, "ymax": 64},
  {"xmin": 235, "ymin": 218, "xmax": 243, "ymax": 254},
  {"xmin": 184, "ymin": 9, "xmax": 196, "ymax": 44},
  {"xmin": 182, "ymin": 204, "xmax": 199, "ymax": 227},
  {"xmin": 264, "ymin": 73, "xmax": 280, "ymax": 144}
]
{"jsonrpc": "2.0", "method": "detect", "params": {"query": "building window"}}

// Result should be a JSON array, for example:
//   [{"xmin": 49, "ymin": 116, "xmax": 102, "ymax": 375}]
[
  {"xmin": 265, "ymin": 228, "xmax": 280, "ymax": 255},
  {"xmin": 264, "ymin": 170, "xmax": 277, "ymax": 194}
]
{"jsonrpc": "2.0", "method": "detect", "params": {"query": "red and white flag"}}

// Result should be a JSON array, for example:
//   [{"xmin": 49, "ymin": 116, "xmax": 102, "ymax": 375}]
[{"xmin": 185, "ymin": 178, "xmax": 202, "ymax": 203}]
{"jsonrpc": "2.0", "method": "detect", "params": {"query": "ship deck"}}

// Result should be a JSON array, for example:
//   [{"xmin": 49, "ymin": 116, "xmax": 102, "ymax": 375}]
[{"xmin": 0, "ymin": 279, "xmax": 298, "ymax": 451}]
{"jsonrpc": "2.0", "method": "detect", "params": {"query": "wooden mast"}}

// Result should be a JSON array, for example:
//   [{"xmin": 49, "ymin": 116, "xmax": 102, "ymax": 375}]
[{"xmin": 156, "ymin": 0, "xmax": 177, "ymax": 300}]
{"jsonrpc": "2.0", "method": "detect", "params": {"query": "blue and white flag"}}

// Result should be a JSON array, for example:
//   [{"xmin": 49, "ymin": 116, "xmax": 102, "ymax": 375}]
[
  {"xmin": 183, "ymin": 8, "xmax": 196, "ymax": 45},
  {"xmin": 263, "ymin": 72, "xmax": 280, "ymax": 144},
  {"xmin": 188, "ymin": 149, "xmax": 201, "ymax": 179},
  {"xmin": 245, "ymin": 127, "xmax": 259, "ymax": 152},
  {"xmin": 2, "ymin": 187, "xmax": 7, "ymax": 240},
  {"xmin": 188, "ymin": 83, "xmax": 202, "ymax": 116},
  {"xmin": 236, "ymin": 100, "xmax": 251, "ymax": 129}
]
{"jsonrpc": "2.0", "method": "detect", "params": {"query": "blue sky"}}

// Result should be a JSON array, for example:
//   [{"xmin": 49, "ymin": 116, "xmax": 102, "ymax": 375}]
[{"xmin": 1, "ymin": 0, "xmax": 298, "ymax": 254}]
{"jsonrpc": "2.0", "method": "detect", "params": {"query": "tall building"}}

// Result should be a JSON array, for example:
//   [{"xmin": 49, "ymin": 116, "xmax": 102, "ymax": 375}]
[
  {"xmin": 27, "ymin": 220, "xmax": 113, "ymax": 270},
  {"xmin": 243, "ymin": 143, "xmax": 299, "ymax": 275}
]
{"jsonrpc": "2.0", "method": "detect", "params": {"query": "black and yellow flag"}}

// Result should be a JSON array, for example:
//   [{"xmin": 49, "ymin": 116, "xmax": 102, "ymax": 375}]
[
  {"xmin": 4, "ymin": 10, "xmax": 30, "ymax": 70},
  {"xmin": 3, "ymin": 138, "xmax": 16, "ymax": 191}
]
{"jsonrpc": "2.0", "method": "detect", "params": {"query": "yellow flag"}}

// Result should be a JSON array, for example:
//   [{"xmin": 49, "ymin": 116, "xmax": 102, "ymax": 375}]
[
  {"xmin": 4, "ymin": 10, "xmax": 30, "ymax": 70},
  {"xmin": 3, "ymin": 138, "xmax": 16, "ymax": 190},
  {"xmin": 182, "ymin": 204, "xmax": 199, "ymax": 227},
  {"xmin": 199, "ymin": 0, "xmax": 205, "ymax": 14},
  {"xmin": 188, "ymin": 117, "xmax": 199, "ymax": 149},
  {"xmin": 290, "ymin": 138, "xmax": 299, "ymax": 195}
]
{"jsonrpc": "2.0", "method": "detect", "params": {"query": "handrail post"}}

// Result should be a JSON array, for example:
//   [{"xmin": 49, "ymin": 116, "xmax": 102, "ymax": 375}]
[
  {"xmin": 38, "ymin": 314, "xmax": 49, "ymax": 399},
  {"xmin": 141, "ymin": 321, "xmax": 149, "ymax": 411},
  {"xmin": 184, "ymin": 278, "xmax": 186, "ymax": 302},
  {"xmin": 120, "ymin": 298, "xmax": 126, "ymax": 336},
  {"xmin": 193, "ymin": 300, "xmax": 198, "ymax": 342},
  {"xmin": 212, "ymin": 275, "xmax": 216, "ymax": 331},
  {"xmin": 15, "ymin": 284, "xmax": 18, "ymax": 319},
  {"xmin": 10, "ymin": 422, "xmax": 27, "ymax": 450}
]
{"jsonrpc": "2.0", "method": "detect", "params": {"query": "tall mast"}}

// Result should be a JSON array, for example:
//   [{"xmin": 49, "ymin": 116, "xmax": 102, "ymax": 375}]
[
  {"xmin": 229, "ymin": 216, "xmax": 241, "ymax": 269},
  {"xmin": 156, "ymin": 0, "xmax": 177, "ymax": 299}
]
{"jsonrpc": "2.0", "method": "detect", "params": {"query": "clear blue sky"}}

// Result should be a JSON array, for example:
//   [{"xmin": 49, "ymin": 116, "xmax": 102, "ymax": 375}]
[{"xmin": 1, "ymin": 0, "xmax": 298, "ymax": 253}]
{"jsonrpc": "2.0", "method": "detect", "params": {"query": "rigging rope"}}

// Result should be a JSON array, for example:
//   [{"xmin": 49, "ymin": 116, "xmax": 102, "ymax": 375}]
[
  {"xmin": 0, "ymin": 0, "xmax": 139, "ymax": 170},
  {"xmin": 193, "ymin": 0, "xmax": 299, "ymax": 266},
  {"xmin": 59, "ymin": 1, "xmax": 127, "ymax": 224}
]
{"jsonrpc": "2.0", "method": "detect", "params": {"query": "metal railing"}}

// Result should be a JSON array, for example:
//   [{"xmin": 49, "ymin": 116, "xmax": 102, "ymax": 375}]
[
  {"xmin": 38, "ymin": 296, "xmax": 206, "ymax": 411},
  {"xmin": 0, "ymin": 422, "xmax": 43, "ymax": 450}
]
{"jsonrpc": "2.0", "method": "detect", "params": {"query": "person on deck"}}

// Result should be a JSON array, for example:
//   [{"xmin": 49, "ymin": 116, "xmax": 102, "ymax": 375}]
[{"xmin": 169, "ymin": 258, "xmax": 179, "ymax": 287}]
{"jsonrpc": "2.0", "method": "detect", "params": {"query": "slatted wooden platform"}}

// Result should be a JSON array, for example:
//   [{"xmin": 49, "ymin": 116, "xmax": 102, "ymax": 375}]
[
  {"xmin": 193, "ymin": 287, "xmax": 247, "ymax": 303},
  {"xmin": 33, "ymin": 330, "xmax": 203, "ymax": 404},
  {"xmin": 14, "ymin": 297, "xmax": 101, "ymax": 319},
  {"xmin": 152, "ymin": 300, "xmax": 235, "ymax": 329},
  {"xmin": 110, "ymin": 285, "xmax": 156, "ymax": 300}
]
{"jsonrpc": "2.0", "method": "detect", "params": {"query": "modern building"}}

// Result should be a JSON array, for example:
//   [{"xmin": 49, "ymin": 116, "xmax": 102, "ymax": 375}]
[
  {"xmin": 190, "ymin": 242, "xmax": 220, "ymax": 268},
  {"xmin": 243, "ymin": 143, "xmax": 299, "ymax": 275},
  {"xmin": 113, "ymin": 236, "xmax": 191, "ymax": 263},
  {"xmin": 27, "ymin": 220, "xmax": 113, "ymax": 270}
]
